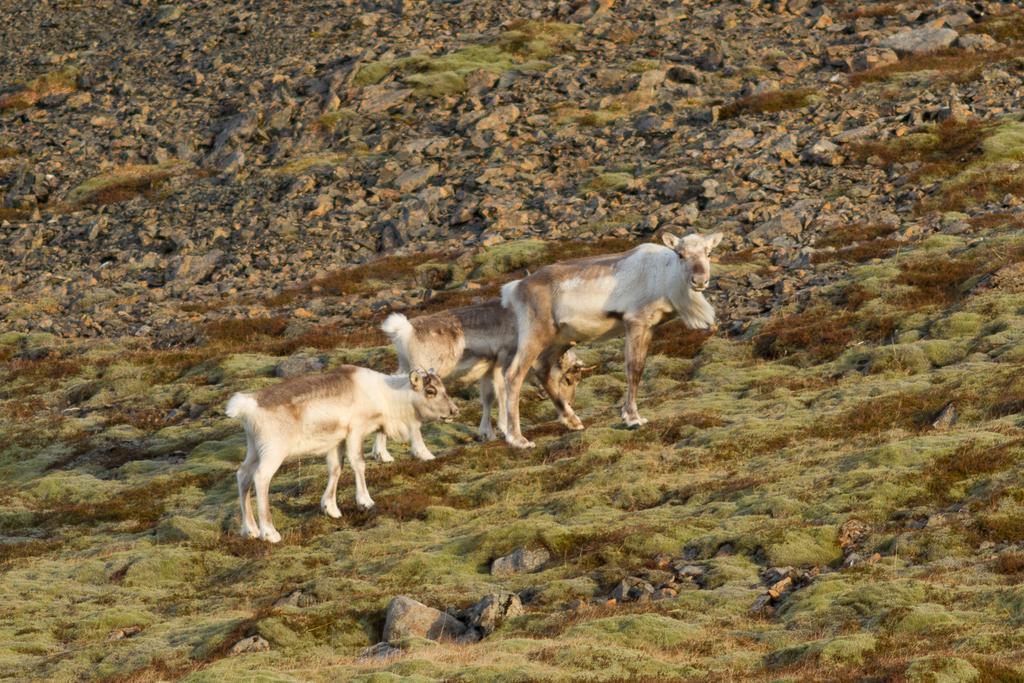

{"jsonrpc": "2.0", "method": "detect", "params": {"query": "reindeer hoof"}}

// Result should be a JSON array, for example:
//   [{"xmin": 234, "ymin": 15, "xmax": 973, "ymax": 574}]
[
  {"xmin": 261, "ymin": 529, "xmax": 282, "ymax": 544},
  {"xmin": 506, "ymin": 435, "xmax": 536, "ymax": 449},
  {"xmin": 623, "ymin": 414, "xmax": 649, "ymax": 428},
  {"xmin": 321, "ymin": 502, "xmax": 342, "ymax": 519},
  {"xmin": 356, "ymin": 498, "xmax": 376, "ymax": 511},
  {"xmin": 413, "ymin": 451, "xmax": 436, "ymax": 461},
  {"xmin": 561, "ymin": 415, "xmax": 585, "ymax": 431},
  {"xmin": 240, "ymin": 526, "xmax": 259, "ymax": 539},
  {"xmin": 375, "ymin": 450, "xmax": 395, "ymax": 463}
]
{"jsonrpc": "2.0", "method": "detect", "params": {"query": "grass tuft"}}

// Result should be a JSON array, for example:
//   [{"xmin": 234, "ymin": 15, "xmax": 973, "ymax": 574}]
[
  {"xmin": 719, "ymin": 88, "xmax": 816, "ymax": 119},
  {"xmin": 0, "ymin": 67, "xmax": 79, "ymax": 110},
  {"xmin": 66, "ymin": 162, "xmax": 191, "ymax": 206}
]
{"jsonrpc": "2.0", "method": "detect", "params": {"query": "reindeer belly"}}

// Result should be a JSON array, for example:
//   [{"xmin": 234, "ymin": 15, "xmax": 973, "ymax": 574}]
[
  {"xmin": 448, "ymin": 355, "xmax": 494, "ymax": 385},
  {"xmin": 557, "ymin": 315, "xmax": 621, "ymax": 343}
]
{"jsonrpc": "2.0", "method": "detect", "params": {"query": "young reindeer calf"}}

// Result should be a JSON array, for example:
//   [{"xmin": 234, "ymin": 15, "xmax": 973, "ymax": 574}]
[
  {"xmin": 376, "ymin": 299, "xmax": 588, "ymax": 460},
  {"xmin": 226, "ymin": 366, "xmax": 457, "ymax": 543}
]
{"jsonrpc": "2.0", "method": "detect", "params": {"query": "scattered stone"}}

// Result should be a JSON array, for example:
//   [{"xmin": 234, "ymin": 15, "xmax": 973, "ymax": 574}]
[
  {"xmin": 802, "ymin": 139, "xmax": 844, "ymax": 167},
  {"xmin": 490, "ymin": 547, "xmax": 551, "ymax": 577},
  {"xmin": 107, "ymin": 626, "xmax": 143, "ymax": 641},
  {"xmin": 931, "ymin": 402, "xmax": 957, "ymax": 431},
  {"xmin": 382, "ymin": 596, "xmax": 467, "ymax": 642},
  {"xmin": 880, "ymin": 27, "xmax": 959, "ymax": 56},
  {"xmin": 610, "ymin": 577, "xmax": 655, "ymax": 603},
  {"xmin": 229, "ymin": 635, "xmax": 270, "ymax": 655},
  {"xmin": 358, "ymin": 641, "xmax": 403, "ymax": 662},
  {"xmin": 838, "ymin": 519, "xmax": 872, "ymax": 549},
  {"xmin": 957, "ymin": 33, "xmax": 999, "ymax": 52},
  {"xmin": 276, "ymin": 354, "xmax": 326, "ymax": 378},
  {"xmin": 462, "ymin": 592, "xmax": 524, "ymax": 636},
  {"xmin": 393, "ymin": 164, "xmax": 438, "ymax": 194}
]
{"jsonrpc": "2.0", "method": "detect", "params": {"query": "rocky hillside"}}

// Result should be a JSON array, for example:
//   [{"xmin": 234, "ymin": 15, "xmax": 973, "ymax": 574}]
[{"xmin": 2, "ymin": 0, "xmax": 1024, "ymax": 680}]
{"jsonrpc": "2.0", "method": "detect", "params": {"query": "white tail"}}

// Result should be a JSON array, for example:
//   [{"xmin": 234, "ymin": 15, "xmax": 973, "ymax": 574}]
[
  {"xmin": 381, "ymin": 312, "xmax": 413, "ymax": 341},
  {"xmin": 500, "ymin": 279, "xmax": 521, "ymax": 309},
  {"xmin": 226, "ymin": 393, "xmax": 259, "ymax": 420}
]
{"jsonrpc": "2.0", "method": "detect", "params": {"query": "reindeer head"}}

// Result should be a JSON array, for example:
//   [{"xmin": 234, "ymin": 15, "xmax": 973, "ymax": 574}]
[
  {"xmin": 661, "ymin": 231, "xmax": 724, "ymax": 292},
  {"xmin": 409, "ymin": 368, "xmax": 459, "ymax": 422},
  {"xmin": 554, "ymin": 346, "xmax": 596, "ymax": 406}
]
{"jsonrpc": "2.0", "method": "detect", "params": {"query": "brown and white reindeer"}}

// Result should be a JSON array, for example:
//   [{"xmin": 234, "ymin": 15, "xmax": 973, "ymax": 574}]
[
  {"xmin": 499, "ymin": 232, "xmax": 723, "ymax": 448},
  {"xmin": 376, "ymin": 299, "xmax": 588, "ymax": 460},
  {"xmin": 226, "ymin": 366, "xmax": 458, "ymax": 543}
]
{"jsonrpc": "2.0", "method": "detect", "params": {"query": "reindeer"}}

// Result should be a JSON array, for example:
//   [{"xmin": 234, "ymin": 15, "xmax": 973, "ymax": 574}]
[
  {"xmin": 226, "ymin": 366, "xmax": 457, "ymax": 543},
  {"xmin": 376, "ymin": 299, "xmax": 589, "ymax": 460},
  {"xmin": 499, "ymin": 232, "xmax": 723, "ymax": 448}
]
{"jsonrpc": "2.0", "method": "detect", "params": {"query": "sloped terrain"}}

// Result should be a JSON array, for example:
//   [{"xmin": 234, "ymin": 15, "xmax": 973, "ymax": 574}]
[{"xmin": 3, "ymin": 0, "xmax": 1024, "ymax": 681}]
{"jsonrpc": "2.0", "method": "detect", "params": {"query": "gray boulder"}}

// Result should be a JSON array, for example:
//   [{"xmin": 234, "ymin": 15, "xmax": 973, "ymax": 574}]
[
  {"xmin": 491, "ymin": 547, "xmax": 551, "ymax": 577},
  {"xmin": 382, "ymin": 596, "xmax": 467, "ymax": 642},
  {"xmin": 880, "ymin": 27, "xmax": 958, "ymax": 55}
]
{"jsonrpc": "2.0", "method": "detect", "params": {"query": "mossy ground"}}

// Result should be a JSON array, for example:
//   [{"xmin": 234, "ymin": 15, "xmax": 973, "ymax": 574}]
[{"xmin": 2, "ymin": 229, "xmax": 1024, "ymax": 681}]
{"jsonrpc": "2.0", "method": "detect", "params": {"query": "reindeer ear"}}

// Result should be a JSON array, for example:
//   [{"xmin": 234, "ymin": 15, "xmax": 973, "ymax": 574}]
[
  {"xmin": 409, "ymin": 370, "xmax": 424, "ymax": 392},
  {"xmin": 704, "ymin": 232, "xmax": 724, "ymax": 253},
  {"xmin": 661, "ymin": 232, "xmax": 681, "ymax": 250}
]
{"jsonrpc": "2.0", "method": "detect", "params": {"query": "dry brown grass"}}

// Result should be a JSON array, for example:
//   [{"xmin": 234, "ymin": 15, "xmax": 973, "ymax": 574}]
[
  {"xmin": 993, "ymin": 552, "xmax": 1024, "ymax": 575},
  {"xmin": 719, "ymin": 88, "xmax": 815, "ymax": 119},
  {"xmin": 968, "ymin": 12, "xmax": 1024, "ymax": 44},
  {"xmin": 752, "ymin": 307, "xmax": 856, "ymax": 364},
  {"xmin": 849, "ymin": 118, "xmax": 989, "ymax": 176},
  {"xmin": 894, "ymin": 255, "xmax": 983, "ymax": 307},
  {"xmin": 815, "ymin": 391, "xmax": 948, "ymax": 439},
  {"xmin": 922, "ymin": 440, "xmax": 1020, "ymax": 504},
  {"xmin": 66, "ymin": 163, "xmax": 193, "ymax": 207},
  {"xmin": 850, "ymin": 49, "xmax": 1014, "ymax": 86},
  {"xmin": 268, "ymin": 252, "xmax": 445, "ymax": 306},
  {"xmin": 0, "ymin": 67, "xmax": 78, "ymax": 110},
  {"xmin": 840, "ymin": 3, "xmax": 901, "ymax": 19},
  {"xmin": 649, "ymin": 322, "xmax": 712, "ymax": 359}
]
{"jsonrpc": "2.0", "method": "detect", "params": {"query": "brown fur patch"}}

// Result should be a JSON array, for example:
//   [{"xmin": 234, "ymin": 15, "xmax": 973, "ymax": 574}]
[{"xmin": 256, "ymin": 366, "xmax": 358, "ymax": 408}]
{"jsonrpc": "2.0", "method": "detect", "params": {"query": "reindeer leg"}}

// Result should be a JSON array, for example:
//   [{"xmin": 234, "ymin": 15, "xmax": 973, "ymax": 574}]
[
  {"xmin": 252, "ymin": 448, "xmax": 285, "ymax": 543},
  {"xmin": 478, "ymin": 375, "xmax": 496, "ymax": 442},
  {"xmin": 504, "ymin": 338, "xmax": 546, "ymax": 449},
  {"xmin": 320, "ymin": 444, "xmax": 343, "ymax": 519},
  {"xmin": 372, "ymin": 431, "xmax": 394, "ymax": 463},
  {"xmin": 236, "ymin": 433, "xmax": 259, "ymax": 538},
  {"xmin": 622, "ymin": 319, "xmax": 653, "ymax": 428},
  {"xmin": 346, "ymin": 431, "xmax": 375, "ymax": 510}
]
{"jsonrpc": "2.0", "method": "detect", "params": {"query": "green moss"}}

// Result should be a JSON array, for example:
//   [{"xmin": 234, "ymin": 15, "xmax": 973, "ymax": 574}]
[
  {"xmin": 931, "ymin": 312, "xmax": 986, "ymax": 339},
  {"xmin": 565, "ymin": 614, "xmax": 701, "ymax": 650},
  {"xmin": 981, "ymin": 121, "xmax": 1024, "ymax": 162},
  {"xmin": 767, "ymin": 633, "xmax": 877, "ymax": 668},
  {"xmin": 905, "ymin": 656, "xmax": 981, "ymax": 683},
  {"xmin": 317, "ymin": 108, "xmax": 362, "ymax": 132},
  {"xmin": 354, "ymin": 23, "xmax": 576, "ymax": 96},
  {"xmin": 892, "ymin": 603, "xmax": 962, "ymax": 635},
  {"xmin": 266, "ymin": 154, "xmax": 351, "ymax": 176},
  {"xmin": 584, "ymin": 172, "xmax": 634, "ymax": 194},
  {"xmin": 469, "ymin": 239, "xmax": 549, "ymax": 279},
  {"xmin": 66, "ymin": 161, "xmax": 190, "ymax": 205},
  {"xmin": 764, "ymin": 526, "xmax": 842, "ymax": 567}
]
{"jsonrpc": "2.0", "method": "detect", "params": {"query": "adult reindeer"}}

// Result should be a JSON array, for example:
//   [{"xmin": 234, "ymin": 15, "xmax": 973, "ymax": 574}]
[{"xmin": 499, "ymin": 232, "xmax": 723, "ymax": 448}]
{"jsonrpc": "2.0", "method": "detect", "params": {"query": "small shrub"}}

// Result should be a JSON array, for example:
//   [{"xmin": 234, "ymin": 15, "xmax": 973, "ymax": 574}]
[
  {"xmin": 993, "ymin": 552, "xmax": 1024, "ymax": 575},
  {"xmin": 849, "ymin": 118, "xmax": 989, "ymax": 175},
  {"xmin": 0, "ymin": 67, "xmax": 79, "ymax": 110},
  {"xmin": 753, "ymin": 307, "xmax": 856, "ymax": 364},
  {"xmin": 649, "ymin": 322, "xmax": 712, "ymax": 359},
  {"xmin": 816, "ymin": 392, "xmax": 948, "ymax": 439},
  {"xmin": 205, "ymin": 317, "xmax": 289, "ymax": 344},
  {"xmin": 850, "ymin": 49, "xmax": 1011, "ymax": 87},
  {"xmin": 923, "ymin": 440, "xmax": 1020, "ymax": 504},
  {"xmin": 66, "ymin": 162, "xmax": 190, "ymax": 206},
  {"xmin": 719, "ymin": 88, "xmax": 816, "ymax": 119},
  {"xmin": 894, "ymin": 256, "xmax": 982, "ymax": 307}
]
